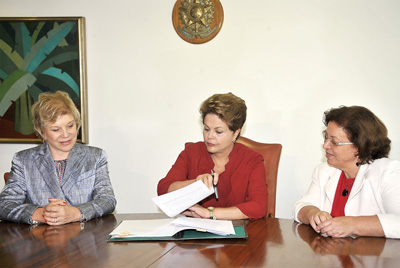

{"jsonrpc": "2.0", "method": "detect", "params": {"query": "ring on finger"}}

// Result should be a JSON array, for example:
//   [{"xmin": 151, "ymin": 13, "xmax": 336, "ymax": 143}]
[{"xmin": 54, "ymin": 217, "xmax": 57, "ymax": 223}]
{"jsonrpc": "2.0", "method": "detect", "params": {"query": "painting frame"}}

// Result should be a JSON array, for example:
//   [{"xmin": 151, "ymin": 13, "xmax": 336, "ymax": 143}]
[{"xmin": 0, "ymin": 17, "xmax": 88, "ymax": 144}]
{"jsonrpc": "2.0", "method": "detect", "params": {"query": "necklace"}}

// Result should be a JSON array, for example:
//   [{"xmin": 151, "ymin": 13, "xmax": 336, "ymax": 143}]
[
  {"xmin": 342, "ymin": 179, "xmax": 355, "ymax": 196},
  {"xmin": 55, "ymin": 159, "xmax": 68, "ymax": 185}
]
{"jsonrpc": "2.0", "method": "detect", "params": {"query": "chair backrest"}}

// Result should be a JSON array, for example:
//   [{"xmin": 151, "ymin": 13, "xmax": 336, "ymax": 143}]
[
  {"xmin": 237, "ymin": 136, "xmax": 282, "ymax": 218},
  {"xmin": 4, "ymin": 172, "xmax": 10, "ymax": 184}
]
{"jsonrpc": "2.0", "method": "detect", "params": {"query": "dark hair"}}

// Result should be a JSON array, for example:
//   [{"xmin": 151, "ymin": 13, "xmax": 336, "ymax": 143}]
[
  {"xmin": 323, "ymin": 105, "xmax": 391, "ymax": 164},
  {"xmin": 200, "ymin": 92, "xmax": 247, "ymax": 137}
]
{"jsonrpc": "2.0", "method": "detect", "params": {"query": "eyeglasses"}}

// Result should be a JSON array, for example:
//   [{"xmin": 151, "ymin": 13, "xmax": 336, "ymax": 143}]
[{"xmin": 323, "ymin": 131, "xmax": 353, "ymax": 147}]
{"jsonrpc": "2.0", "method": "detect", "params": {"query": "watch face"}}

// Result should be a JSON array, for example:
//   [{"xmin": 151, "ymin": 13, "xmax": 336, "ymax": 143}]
[{"xmin": 208, "ymin": 206, "xmax": 214, "ymax": 219}]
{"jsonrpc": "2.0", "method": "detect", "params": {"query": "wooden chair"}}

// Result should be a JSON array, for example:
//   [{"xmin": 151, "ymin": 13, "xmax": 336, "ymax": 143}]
[
  {"xmin": 4, "ymin": 172, "xmax": 10, "ymax": 184},
  {"xmin": 237, "ymin": 136, "xmax": 282, "ymax": 218},
  {"xmin": 186, "ymin": 137, "xmax": 282, "ymax": 218}
]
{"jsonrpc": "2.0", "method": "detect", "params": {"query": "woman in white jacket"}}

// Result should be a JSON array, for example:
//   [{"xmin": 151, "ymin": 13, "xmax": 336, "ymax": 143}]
[{"xmin": 293, "ymin": 106, "xmax": 400, "ymax": 239}]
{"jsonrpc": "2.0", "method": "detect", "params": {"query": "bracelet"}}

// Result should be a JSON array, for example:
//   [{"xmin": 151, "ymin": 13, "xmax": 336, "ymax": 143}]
[
  {"xmin": 28, "ymin": 217, "xmax": 40, "ymax": 225},
  {"xmin": 80, "ymin": 212, "xmax": 86, "ymax": 223}
]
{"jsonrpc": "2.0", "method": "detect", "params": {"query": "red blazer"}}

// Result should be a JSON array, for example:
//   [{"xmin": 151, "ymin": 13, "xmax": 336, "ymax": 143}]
[{"xmin": 157, "ymin": 142, "xmax": 268, "ymax": 219}]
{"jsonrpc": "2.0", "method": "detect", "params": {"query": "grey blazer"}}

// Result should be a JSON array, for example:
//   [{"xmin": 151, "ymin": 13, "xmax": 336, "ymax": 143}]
[{"xmin": 0, "ymin": 143, "xmax": 116, "ymax": 224}]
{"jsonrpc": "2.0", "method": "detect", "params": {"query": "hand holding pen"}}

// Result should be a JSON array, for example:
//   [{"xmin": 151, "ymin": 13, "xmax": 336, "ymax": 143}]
[{"xmin": 211, "ymin": 170, "xmax": 219, "ymax": 200}]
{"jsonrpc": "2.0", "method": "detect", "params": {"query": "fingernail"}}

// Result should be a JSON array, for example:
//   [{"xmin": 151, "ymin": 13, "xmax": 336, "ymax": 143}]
[
  {"xmin": 42, "ymin": 214, "xmax": 44, "ymax": 217},
  {"xmin": 63, "ymin": 202, "xmax": 67, "ymax": 204}
]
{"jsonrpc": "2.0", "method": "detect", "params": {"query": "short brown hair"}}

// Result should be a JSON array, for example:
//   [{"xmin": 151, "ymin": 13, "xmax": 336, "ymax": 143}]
[
  {"xmin": 200, "ymin": 92, "xmax": 247, "ymax": 136},
  {"xmin": 32, "ymin": 91, "xmax": 81, "ymax": 140},
  {"xmin": 323, "ymin": 105, "xmax": 391, "ymax": 164}
]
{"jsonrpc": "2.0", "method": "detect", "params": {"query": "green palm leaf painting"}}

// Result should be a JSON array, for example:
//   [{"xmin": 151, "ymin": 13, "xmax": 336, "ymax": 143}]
[{"xmin": 0, "ymin": 18, "xmax": 85, "ymax": 141}]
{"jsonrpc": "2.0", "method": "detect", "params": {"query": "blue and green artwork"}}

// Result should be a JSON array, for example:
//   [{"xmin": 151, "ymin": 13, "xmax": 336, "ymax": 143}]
[{"xmin": 0, "ymin": 19, "xmax": 82, "ymax": 141}]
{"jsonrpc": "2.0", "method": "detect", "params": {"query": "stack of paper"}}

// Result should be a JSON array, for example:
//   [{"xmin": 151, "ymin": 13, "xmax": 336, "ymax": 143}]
[
  {"xmin": 109, "ymin": 181, "xmax": 240, "ymax": 241},
  {"xmin": 172, "ymin": 217, "xmax": 235, "ymax": 236},
  {"xmin": 109, "ymin": 216, "xmax": 235, "ymax": 239}
]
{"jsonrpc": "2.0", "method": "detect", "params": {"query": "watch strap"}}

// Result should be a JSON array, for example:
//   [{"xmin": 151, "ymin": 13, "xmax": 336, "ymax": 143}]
[{"xmin": 208, "ymin": 207, "xmax": 216, "ymax": 220}]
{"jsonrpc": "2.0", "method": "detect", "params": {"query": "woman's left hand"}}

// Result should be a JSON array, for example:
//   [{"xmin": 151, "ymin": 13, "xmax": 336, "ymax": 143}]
[
  {"xmin": 181, "ymin": 204, "xmax": 209, "ymax": 219},
  {"xmin": 318, "ymin": 216, "xmax": 355, "ymax": 237},
  {"xmin": 43, "ymin": 198, "xmax": 81, "ymax": 225}
]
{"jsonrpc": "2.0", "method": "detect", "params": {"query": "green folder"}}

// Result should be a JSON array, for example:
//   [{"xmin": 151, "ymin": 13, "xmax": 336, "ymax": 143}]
[{"xmin": 108, "ymin": 222, "xmax": 247, "ymax": 242}]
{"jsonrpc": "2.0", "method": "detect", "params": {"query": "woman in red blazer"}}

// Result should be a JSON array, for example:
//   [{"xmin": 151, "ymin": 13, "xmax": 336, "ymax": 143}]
[{"xmin": 157, "ymin": 93, "xmax": 267, "ymax": 220}]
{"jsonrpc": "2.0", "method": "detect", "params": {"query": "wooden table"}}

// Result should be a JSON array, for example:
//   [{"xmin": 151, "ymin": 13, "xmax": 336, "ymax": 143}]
[{"xmin": 0, "ymin": 214, "xmax": 399, "ymax": 268}]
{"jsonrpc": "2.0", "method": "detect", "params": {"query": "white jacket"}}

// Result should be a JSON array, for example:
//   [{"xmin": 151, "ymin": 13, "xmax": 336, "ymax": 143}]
[{"xmin": 293, "ymin": 158, "xmax": 400, "ymax": 239}]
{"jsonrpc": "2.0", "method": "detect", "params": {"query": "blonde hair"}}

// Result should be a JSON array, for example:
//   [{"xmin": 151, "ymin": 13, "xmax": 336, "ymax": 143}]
[{"xmin": 32, "ymin": 91, "xmax": 81, "ymax": 140}]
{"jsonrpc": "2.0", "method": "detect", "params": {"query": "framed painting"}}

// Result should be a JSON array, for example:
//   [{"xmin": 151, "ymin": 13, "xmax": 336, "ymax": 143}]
[{"xmin": 0, "ymin": 17, "xmax": 88, "ymax": 143}]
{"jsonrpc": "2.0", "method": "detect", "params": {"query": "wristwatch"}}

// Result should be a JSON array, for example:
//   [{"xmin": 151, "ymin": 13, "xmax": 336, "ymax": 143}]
[{"xmin": 207, "ymin": 207, "xmax": 216, "ymax": 220}]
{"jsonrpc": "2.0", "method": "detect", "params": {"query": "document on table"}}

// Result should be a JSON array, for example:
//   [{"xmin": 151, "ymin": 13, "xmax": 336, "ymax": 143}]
[
  {"xmin": 152, "ymin": 180, "xmax": 214, "ymax": 217},
  {"xmin": 172, "ymin": 217, "xmax": 235, "ymax": 236},
  {"xmin": 109, "ymin": 218, "xmax": 183, "ymax": 238},
  {"xmin": 109, "ymin": 216, "xmax": 235, "ymax": 238}
]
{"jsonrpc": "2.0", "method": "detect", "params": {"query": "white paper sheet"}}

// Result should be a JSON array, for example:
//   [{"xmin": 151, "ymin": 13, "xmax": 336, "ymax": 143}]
[
  {"xmin": 152, "ymin": 180, "xmax": 214, "ymax": 217},
  {"xmin": 172, "ymin": 217, "xmax": 235, "ymax": 235},
  {"xmin": 109, "ymin": 216, "xmax": 235, "ymax": 238},
  {"xmin": 109, "ymin": 218, "xmax": 183, "ymax": 238}
]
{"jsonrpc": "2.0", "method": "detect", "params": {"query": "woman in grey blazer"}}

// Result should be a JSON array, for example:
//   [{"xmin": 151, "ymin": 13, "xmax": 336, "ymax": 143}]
[{"xmin": 0, "ymin": 91, "xmax": 116, "ymax": 225}]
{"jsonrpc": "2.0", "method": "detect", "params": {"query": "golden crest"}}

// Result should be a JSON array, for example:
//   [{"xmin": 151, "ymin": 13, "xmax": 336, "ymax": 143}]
[
  {"xmin": 172, "ymin": 0, "xmax": 224, "ymax": 44},
  {"xmin": 178, "ymin": 0, "xmax": 216, "ymax": 39}
]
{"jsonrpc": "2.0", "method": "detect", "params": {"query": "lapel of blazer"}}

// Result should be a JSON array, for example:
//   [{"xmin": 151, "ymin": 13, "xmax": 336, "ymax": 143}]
[
  {"xmin": 348, "ymin": 164, "xmax": 369, "ymax": 201},
  {"xmin": 35, "ymin": 144, "xmax": 65, "ymax": 199},
  {"xmin": 325, "ymin": 167, "xmax": 341, "ymax": 205},
  {"xmin": 61, "ymin": 143, "xmax": 86, "ymax": 194}
]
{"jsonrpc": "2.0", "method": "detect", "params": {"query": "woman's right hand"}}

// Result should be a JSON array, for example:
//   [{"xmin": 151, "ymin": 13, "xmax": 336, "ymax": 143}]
[
  {"xmin": 43, "ymin": 198, "xmax": 81, "ymax": 225},
  {"xmin": 194, "ymin": 172, "xmax": 219, "ymax": 189},
  {"xmin": 167, "ymin": 172, "xmax": 219, "ymax": 193},
  {"xmin": 299, "ymin": 206, "xmax": 332, "ymax": 233},
  {"xmin": 308, "ymin": 210, "xmax": 332, "ymax": 233}
]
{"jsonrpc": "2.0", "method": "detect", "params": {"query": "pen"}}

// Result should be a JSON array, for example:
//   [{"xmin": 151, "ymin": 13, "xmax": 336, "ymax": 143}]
[{"xmin": 211, "ymin": 170, "xmax": 219, "ymax": 200}]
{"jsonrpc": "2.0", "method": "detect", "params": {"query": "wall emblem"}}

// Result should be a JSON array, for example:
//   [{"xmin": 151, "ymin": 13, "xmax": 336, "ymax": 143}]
[{"xmin": 172, "ymin": 0, "xmax": 224, "ymax": 44}]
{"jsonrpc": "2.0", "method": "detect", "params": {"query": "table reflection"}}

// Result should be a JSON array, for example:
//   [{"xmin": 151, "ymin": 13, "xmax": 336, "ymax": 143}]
[
  {"xmin": 30, "ymin": 222, "xmax": 83, "ymax": 247},
  {"xmin": 0, "ymin": 216, "xmax": 116, "ymax": 267},
  {"xmin": 154, "ymin": 218, "xmax": 283, "ymax": 267},
  {"xmin": 293, "ymin": 222, "xmax": 400, "ymax": 268}
]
